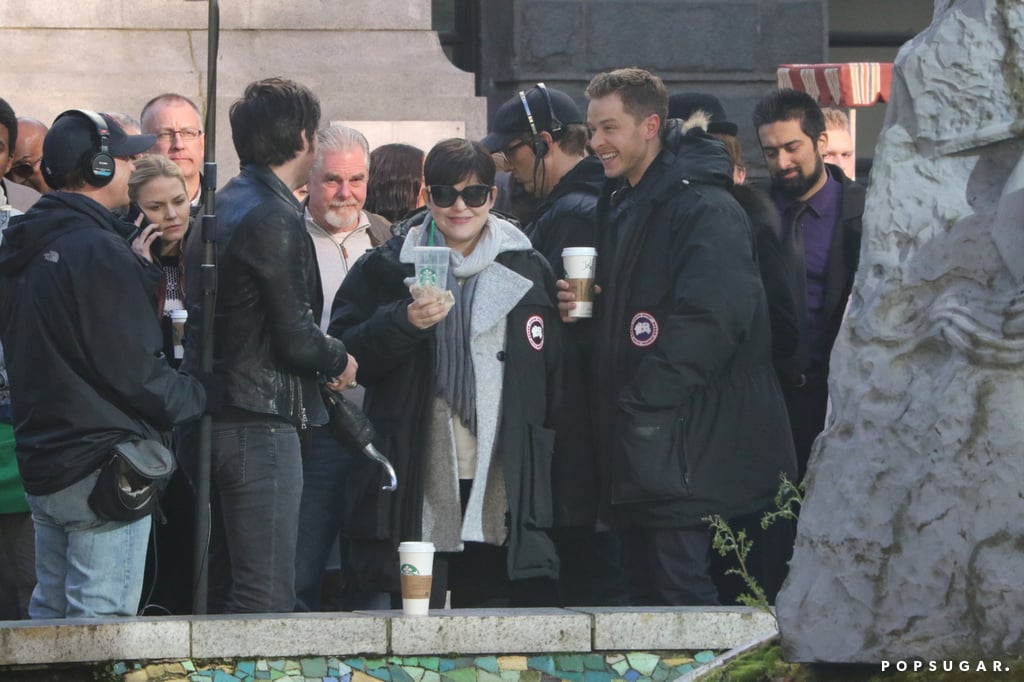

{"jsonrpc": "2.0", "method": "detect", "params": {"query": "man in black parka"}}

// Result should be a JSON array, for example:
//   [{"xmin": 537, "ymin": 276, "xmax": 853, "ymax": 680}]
[{"xmin": 560, "ymin": 68, "xmax": 797, "ymax": 605}]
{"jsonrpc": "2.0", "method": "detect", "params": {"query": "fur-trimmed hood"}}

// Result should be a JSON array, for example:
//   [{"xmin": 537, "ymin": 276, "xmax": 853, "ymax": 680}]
[{"xmin": 658, "ymin": 116, "xmax": 735, "ymax": 190}]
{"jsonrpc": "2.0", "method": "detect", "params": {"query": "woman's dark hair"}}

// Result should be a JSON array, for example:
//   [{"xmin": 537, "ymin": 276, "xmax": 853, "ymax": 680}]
[
  {"xmin": 365, "ymin": 143, "xmax": 424, "ymax": 222},
  {"xmin": 230, "ymin": 77, "xmax": 320, "ymax": 167},
  {"xmin": 423, "ymin": 138, "xmax": 495, "ymax": 188}
]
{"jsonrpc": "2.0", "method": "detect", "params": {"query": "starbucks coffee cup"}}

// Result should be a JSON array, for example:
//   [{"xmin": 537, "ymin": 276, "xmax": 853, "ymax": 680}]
[
  {"xmin": 561, "ymin": 247, "xmax": 597, "ymax": 318},
  {"xmin": 398, "ymin": 541, "xmax": 435, "ymax": 616}
]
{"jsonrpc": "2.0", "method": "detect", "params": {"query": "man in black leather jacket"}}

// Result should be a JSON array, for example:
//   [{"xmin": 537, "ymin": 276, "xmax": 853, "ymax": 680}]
[
  {"xmin": 482, "ymin": 85, "xmax": 628, "ymax": 606},
  {"xmin": 182, "ymin": 78, "xmax": 356, "ymax": 613}
]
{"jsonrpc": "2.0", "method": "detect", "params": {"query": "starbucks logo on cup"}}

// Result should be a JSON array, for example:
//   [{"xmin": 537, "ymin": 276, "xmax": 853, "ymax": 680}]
[{"xmin": 400, "ymin": 563, "xmax": 421, "ymax": 576}]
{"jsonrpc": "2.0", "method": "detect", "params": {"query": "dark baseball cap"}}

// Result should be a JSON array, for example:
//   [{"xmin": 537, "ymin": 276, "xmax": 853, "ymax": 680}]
[
  {"xmin": 480, "ymin": 85, "xmax": 584, "ymax": 153},
  {"xmin": 42, "ymin": 110, "xmax": 156, "ymax": 187},
  {"xmin": 668, "ymin": 93, "xmax": 738, "ymax": 136}
]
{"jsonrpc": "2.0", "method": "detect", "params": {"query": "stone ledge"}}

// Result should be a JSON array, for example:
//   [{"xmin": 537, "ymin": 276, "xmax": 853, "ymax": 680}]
[
  {"xmin": 0, "ymin": 607, "xmax": 775, "ymax": 666},
  {"xmin": 190, "ymin": 612, "xmax": 389, "ymax": 658},
  {"xmin": 570, "ymin": 606, "xmax": 777, "ymax": 651},
  {"xmin": 383, "ymin": 608, "xmax": 591, "ymax": 655},
  {"xmin": 0, "ymin": 617, "xmax": 190, "ymax": 665}
]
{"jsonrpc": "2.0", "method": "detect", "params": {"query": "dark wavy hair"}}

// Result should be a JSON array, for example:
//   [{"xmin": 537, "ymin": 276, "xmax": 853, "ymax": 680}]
[
  {"xmin": 230, "ymin": 78, "xmax": 320, "ymax": 167},
  {"xmin": 365, "ymin": 143, "xmax": 424, "ymax": 222}
]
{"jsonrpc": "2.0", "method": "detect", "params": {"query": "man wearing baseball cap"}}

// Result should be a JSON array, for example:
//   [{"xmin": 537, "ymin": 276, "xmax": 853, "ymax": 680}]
[
  {"xmin": 0, "ymin": 110, "xmax": 207, "ymax": 618},
  {"xmin": 482, "ymin": 86, "xmax": 627, "ymax": 606}
]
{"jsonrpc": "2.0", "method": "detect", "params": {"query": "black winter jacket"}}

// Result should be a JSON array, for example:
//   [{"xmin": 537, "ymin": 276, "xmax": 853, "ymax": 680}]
[
  {"xmin": 328, "ymin": 217, "xmax": 561, "ymax": 592},
  {"xmin": 730, "ymin": 184, "xmax": 801, "ymax": 383},
  {"xmin": 0, "ymin": 192, "xmax": 206, "ymax": 494},
  {"xmin": 182, "ymin": 165, "xmax": 348, "ymax": 425},
  {"xmin": 524, "ymin": 154, "xmax": 605, "ymax": 526},
  {"xmin": 592, "ymin": 120, "xmax": 797, "ymax": 527}
]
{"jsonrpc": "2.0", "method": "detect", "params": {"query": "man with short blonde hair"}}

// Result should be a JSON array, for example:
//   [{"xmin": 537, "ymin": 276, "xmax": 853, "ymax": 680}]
[
  {"xmin": 560, "ymin": 68, "xmax": 796, "ymax": 606},
  {"xmin": 822, "ymin": 107, "xmax": 855, "ymax": 180}
]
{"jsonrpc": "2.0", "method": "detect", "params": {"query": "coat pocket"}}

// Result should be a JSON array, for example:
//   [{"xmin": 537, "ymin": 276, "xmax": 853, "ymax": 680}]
[
  {"xmin": 611, "ymin": 406, "xmax": 689, "ymax": 504},
  {"xmin": 522, "ymin": 424, "xmax": 555, "ymax": 528}
]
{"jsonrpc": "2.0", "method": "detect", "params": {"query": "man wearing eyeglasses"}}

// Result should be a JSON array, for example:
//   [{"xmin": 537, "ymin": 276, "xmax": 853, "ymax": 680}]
[
  {"xmin": 481, "ymin": 86, "xmax": 627, "ymax": 606},
  {"xmin": 0, "ymin": 98, "xmax": 41, "ymax": 213},
  {"xmin": 140, "ymin": 94, "xmax": 205, "ymax": 211}
]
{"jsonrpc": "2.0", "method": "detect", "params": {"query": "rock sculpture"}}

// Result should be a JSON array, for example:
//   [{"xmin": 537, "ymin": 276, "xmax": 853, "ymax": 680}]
[{"xmin": 777, "ymin": 0, "xmax": 1024, "ymax": 663}]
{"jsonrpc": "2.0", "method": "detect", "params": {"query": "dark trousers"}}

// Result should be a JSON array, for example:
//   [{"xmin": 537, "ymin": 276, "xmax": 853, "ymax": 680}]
[
  {"xmin": 623, "ymin": 525, "xmax": 719, "ymax": 606},
  {"xmin": 783, "ymin": 373, "xmax": 828, "ymax": 480},
  {"xmin": 207, "ymin": 419, "xmax": 302, "ymax": 614},
  {"xmin": 294, "ymin": 426, "xmax": 352, "ymax": 611},
  {"xmin": 142, "ymin": 468, "xmax": 195, "ymax": 615},
  {"xmin": 0, "ymin": 511, "xmax": 35, "ymax": 620},
  {"xmin": 430, "ymin": 479, "xmax": 558, "ymax": 608},
  {"xmin": 552, "ymin": 527, "xmax": 629, "ymax": 606}
]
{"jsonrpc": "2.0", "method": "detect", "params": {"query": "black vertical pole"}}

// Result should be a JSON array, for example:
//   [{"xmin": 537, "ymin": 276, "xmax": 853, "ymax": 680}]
[{"xmin": 192, "ymin": 0, "xmax": 219, "ymax": 615}]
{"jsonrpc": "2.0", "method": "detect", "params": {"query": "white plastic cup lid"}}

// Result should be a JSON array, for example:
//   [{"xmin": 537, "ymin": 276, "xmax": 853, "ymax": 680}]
[{"xmin": 562, "ymin": 247, "xmax": 597, "ymax": 258}]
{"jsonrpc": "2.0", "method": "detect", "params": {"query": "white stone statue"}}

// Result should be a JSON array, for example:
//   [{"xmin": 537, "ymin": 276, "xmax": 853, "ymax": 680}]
[{"xmin": 777, "ymin": 0, "xmax": 1024, "ymax": 663}]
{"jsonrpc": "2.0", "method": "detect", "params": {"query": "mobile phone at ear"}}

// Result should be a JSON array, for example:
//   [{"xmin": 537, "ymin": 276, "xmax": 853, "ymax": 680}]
[{"xmin": 124, "ymin": 203, "xmax": 148, "ymax": 242}]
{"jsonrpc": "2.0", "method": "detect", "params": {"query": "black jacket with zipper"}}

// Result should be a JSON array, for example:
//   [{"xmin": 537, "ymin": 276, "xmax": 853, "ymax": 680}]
[
  {"xmin": 181, "ymin": 164, "xmax": 348, "ymax": 427},
  {"xmin": 0, "ymin": 192, "xmax": 206, "ymax": 495}
]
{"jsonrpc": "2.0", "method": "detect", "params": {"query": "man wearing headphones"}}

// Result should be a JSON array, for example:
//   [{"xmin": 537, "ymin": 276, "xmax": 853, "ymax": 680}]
[
  {"xmin": 0, "ymin": 110, "xmax": 208, "ymax": 618},
  {"xmin": 481, "ymin": 85, "xmax": 627, "ymax": 606}
]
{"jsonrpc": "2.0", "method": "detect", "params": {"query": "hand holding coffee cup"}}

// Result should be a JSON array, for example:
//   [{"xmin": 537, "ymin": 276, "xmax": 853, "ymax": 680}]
[{"xmin": 561, "ymin": 247, "xmax": 598, "ymax": 318}]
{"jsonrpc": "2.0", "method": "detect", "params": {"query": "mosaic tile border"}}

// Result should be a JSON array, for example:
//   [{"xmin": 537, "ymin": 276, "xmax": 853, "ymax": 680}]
[{"xmin": 111, "ymin": 651, "xmax": 721, "ymax": 682}]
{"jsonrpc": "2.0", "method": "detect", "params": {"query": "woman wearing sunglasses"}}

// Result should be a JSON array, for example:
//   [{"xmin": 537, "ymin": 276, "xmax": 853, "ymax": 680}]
[{"xmin": 329, "ymin": 137, "xmax": 561, "ymax": 608}]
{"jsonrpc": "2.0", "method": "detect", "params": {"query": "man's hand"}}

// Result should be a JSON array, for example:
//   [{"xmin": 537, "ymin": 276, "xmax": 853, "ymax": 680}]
[
  {"xmin": 556, "ymin": 279, "xmax": 601, "ymax": 323},
  {"xmin": 407, "ymin": 296, "xmax": 450, "ymax": 330},
  {"xmin": 326, "ymin": 353, "xmax": 359, "ymax": 391}
]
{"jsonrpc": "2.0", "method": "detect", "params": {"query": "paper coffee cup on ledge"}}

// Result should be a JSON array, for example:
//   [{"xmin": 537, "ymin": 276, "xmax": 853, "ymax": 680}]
[
  {"xmin": 398, "ymin": 540, "xmax": 435, "ymax": 616},
  {"xmin": 562, "ymin": 247, "xmax": 597, "ymax": 318}
]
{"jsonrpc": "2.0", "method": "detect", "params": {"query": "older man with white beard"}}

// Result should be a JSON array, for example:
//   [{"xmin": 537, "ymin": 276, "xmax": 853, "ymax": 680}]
[{"xmin": 295, "ymin": 124, "xmax": 391, "ymax": 612}]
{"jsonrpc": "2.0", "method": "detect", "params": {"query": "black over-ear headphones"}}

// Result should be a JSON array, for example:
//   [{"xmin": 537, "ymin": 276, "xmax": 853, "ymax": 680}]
[
  {"xmin": 48, "ymin": 109, "xmax": 116, "ymax": 188},
  {"xmin": 517, "ymin": 82, "xmax": 564, "ymax": 159}
]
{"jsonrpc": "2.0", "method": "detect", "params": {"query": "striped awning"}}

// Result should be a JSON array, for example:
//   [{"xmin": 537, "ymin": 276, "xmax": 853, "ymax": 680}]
[{"xmin": 776, "ymin": 62, "xmax": 893, "ymax": 107}]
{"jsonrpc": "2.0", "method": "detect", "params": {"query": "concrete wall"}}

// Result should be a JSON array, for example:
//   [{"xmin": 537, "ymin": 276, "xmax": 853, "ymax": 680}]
[{"xmin": 0, "ymin": 0, "xmax": 486, "ymax": 182}]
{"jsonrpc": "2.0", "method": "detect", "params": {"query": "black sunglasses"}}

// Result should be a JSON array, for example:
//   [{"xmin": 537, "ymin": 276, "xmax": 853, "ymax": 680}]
[
  {"xmin": 427, "ymin": 184, "xmax": 491, "ymax": 208},
  {"xmin": 8, "ymin": 159, "xmax": 40, "ymax": 181}
]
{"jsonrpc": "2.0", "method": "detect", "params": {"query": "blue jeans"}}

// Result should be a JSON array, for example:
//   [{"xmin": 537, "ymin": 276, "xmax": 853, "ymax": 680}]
[
  {"xmin": 26, "ymin": 470, "xmax": 151, "ymax": 618},
  {"xmin": 207, "ymin": 418, "xmax": 302, "ymax": 613},
  {"xmin": 294, "ymin": 426, "xmax": 352, "ymax": 611}
]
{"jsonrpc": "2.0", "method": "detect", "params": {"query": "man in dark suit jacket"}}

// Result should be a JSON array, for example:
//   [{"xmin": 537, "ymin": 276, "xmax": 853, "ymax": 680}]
[{"xmin": 753, "ymin": 88, "xmax": 865, "ymax": 479}]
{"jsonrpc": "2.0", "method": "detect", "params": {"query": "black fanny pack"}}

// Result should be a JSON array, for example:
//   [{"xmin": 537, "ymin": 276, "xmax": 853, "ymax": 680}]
[{"xmin": 87, "ymin": 440, "xmax": 176, "ymax": 522}]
